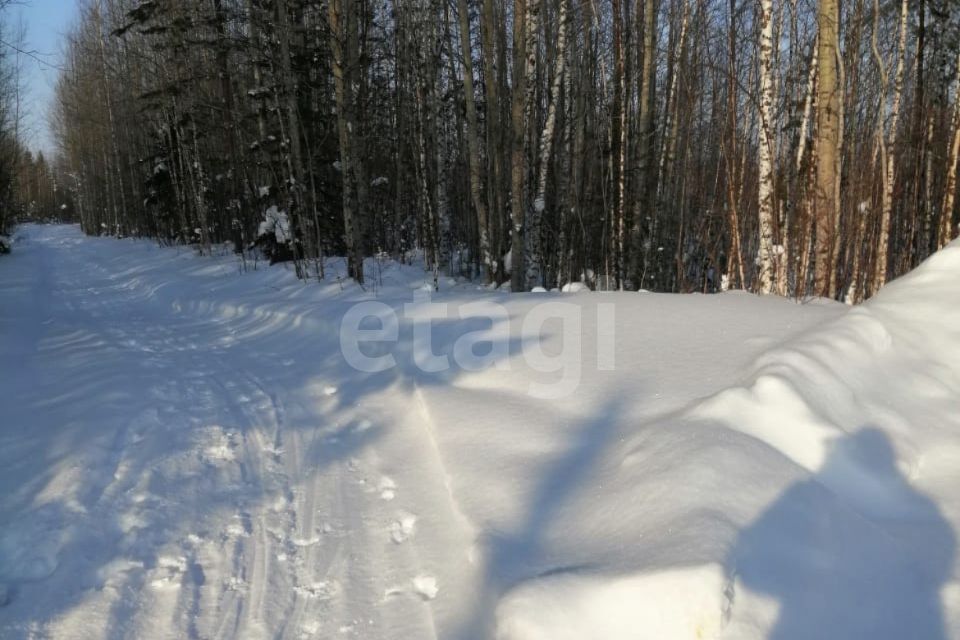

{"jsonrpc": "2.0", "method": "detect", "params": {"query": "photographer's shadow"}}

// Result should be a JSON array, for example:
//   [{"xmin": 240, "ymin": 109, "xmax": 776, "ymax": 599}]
[{"xmin": 729, "ymin": 428, "xmax": 955, "ymax": 639}]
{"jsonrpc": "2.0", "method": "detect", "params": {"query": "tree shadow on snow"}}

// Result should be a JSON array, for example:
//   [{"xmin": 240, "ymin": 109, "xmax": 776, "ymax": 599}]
[
  {"xmin": 451, "ymin": 397, "xmax": 626, "ymax": 640},
  {"xmin": 729, "ymin": 427, "xmax": 955, "ymax": 639},
  {"xmin": 0, "ymin": 280, "xmax": 540, "ymax": 637}
]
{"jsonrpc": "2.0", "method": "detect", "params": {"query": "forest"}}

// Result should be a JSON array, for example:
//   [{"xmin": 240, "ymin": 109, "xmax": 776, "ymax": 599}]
[{"xmin": 5, "ymin": 0, "xmax": 960, "ymax": 298}]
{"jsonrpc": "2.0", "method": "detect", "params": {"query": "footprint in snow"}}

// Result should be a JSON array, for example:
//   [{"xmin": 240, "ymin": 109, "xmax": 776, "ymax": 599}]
[
  {"xmin": 383, "ymin": 586, "xmax": 405, "ymax": 599},
  {"xmin": 411, "ymin": 575, "xmax": 439, "ymax": 600},
  {"xmin": 198, "ymin": 427, "xmax": 238, "ymax": 465},
  {"xmin": 291, "ymin": 534, "xmax": 322, "ymax": 547},
  {"xmin": 378, "ymin": 477, "xmax": 397, "ymax": 501},
  {"xmin": 223, "ymin": 576, "xmax": 248, "ymax": 593},
  {"xmin": 317, "ymin": 520, "xmax": 335, "ymax": 535},
  {"xmin": 389, "ymin": 514, "xmax": 417, "ymax": 544},
  {"xmin": 149, "ymin": 556, "xmax": 187, "ymax": 590},
  {"xmin": 294, "ymin": 580, "xmax": 338, "ymax": 600},
  {"xmin": 224, "ymin": 513, "xmax": 253, "ymax": 539}
]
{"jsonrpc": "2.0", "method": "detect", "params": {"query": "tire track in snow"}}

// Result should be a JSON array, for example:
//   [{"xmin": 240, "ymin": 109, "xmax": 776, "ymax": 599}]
[
  {"xmin": 410, "ymin": 384, "xmax": 477, "ymax": 544},
  {"xmin": 3, "ymin": 229, "xmax": 474, "ymax": 638}
]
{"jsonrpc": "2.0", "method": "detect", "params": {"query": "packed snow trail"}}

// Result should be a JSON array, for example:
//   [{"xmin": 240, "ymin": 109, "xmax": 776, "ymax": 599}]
[
  {"xmin": 1, "ymin": 225, "xmax": 959, "ymax": 639},
  {"xmin": 0, "ymin": 227, "xmax": 477, "ymax": 639}
]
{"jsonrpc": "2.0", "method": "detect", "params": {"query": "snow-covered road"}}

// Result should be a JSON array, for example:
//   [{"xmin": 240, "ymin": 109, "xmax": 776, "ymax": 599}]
[
  {"xmin": 2, "ymin": 225, "xmax": 960, "ymax": 639},
  {"xmin": 0, "ymin": 226, "xmax": 478, "ymax": 638}
]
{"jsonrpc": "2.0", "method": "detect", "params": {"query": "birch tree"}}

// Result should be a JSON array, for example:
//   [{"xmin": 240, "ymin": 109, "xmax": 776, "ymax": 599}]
[
  {"xmin": 529, "ymin": 0, "xmax": 569, "ymax": 289},
  {"xmin": 756, "ymin": 0, "xmax": 777, "ymax": 294}
]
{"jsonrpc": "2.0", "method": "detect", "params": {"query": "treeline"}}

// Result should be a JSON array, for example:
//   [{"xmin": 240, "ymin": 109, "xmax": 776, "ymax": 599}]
[
  {"xmin": 0, "ymin": 0, "xmax": 23, "ymax": 238},
  {"xmin": 0, "ymin": 2, "xmax": 72, "ymax": 241},
  {"xmin": 52, "ymin": 0, "xmax": 960, "ymax": 298},
  {"xmin": 0, "ymin": 145, "xmax": 69, "ymax": 242}
]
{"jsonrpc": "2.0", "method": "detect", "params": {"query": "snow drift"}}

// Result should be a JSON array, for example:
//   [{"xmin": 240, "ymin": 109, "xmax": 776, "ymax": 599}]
[{"xmin": 493, "ymin": 241, "xmax": 960, "ymax": 639}]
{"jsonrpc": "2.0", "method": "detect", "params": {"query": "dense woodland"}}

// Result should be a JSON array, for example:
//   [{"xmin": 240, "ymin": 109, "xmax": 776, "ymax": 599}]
[
  {"xmin": 0, "ymin": 1, "xmax": 22, "ymax": 241},
  {"xmin": 6, "ymin": 0, "xmax": 960, "ymax": 298},
  {"xmin": 0, "ymin": 1, "xmax": 66, "ymax": 247}
]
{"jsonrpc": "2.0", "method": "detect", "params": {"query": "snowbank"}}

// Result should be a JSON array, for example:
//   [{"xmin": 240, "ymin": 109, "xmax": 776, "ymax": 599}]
[
  {"xmin": 493, "ymin": 241, "xmax": 960, "ymax": 639},
  {"xmin": 496, "ymin": 565, "xmax": 732, "ymax": 640}
]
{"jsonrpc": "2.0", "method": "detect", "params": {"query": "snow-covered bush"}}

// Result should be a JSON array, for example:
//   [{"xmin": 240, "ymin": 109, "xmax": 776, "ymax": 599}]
[
  {"xmin": 254, "ymin": 206, "xmax": 295, "ymax": 264},
  {"xmin": 258, "ymin": 206, "xmax": 291, "ymax": 243}
]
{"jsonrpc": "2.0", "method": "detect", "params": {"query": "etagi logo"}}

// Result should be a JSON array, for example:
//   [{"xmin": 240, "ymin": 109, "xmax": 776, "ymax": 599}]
[{"xmin": 339, "ymin": 291, "xmax": 616, "ymax": 400}]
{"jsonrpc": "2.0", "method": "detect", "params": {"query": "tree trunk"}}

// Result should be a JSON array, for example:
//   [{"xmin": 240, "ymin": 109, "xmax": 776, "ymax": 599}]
[
  {"xmin": 757, "ymin": 0, "xmax": 778, "ymax": 294},
  {"xmin": 812, "ymin": 0, "xmax": 840, "ymax": 297},
  {"xmin": 529, "ymin": 0, "xmax": 569, "ymax": 289},
  {"xmin": 939, "ymin": 51, "xmax": 960, "ymax": 249},
  {"xmin": 872, "ymin": 0, "xmax": 907, "ymax": 292},
  {"xmin": 628, "ymin": 0, "xmax": 656, "ymax": 289},
  {"xmin": 329, "ymin": 0, "xmax": 365, "ymax": 283},
  {"xmin": 456, "ymin": 0, "xmax": 492, "ymax": 278},
  {"xmin": 480, "ymin": 0, "xmax": 506, "ymax": 280},
  {"xmin": 509, "ymin": 0, "xmax": 530, "ymax": 291}
]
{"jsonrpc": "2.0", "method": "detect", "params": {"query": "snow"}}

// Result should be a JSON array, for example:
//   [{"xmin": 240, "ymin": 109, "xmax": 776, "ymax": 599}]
[
  {"xmin": 1, "ymin": 224, "xmax": 959, "ymax": 639},
  {"xmin": 560, "ymin": 281, "xmax": 589, "ymax": 293},
  {"xmin": 412, "ymin": 575, "xmax": 439, "ymax": 600},
  {"xmin": 721, "ymin": 273, "xmax": 731, "ymax": 291},
  {"xmin": 495, "ymin": 565, "xmax": 731, "ymax": 640},
  {"xmin": 257, "ymin": 205, "xmax": 291, "ymax": 243}
]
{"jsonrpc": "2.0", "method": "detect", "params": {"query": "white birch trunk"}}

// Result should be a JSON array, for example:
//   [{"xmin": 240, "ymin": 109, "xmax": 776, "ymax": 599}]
[
  {"xmin": 757, "ymin": 0, "xmax": 777, "ymax": 295},
  {"xmin": 529, "ymin": 0, "xmax": 569, "ymax": 289}
]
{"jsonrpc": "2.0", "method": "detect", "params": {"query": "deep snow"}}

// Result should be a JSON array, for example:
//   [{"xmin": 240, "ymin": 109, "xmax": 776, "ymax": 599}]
[{"xmin": 1, "ymin": 224, "xmax": 959, "ymax": 639}]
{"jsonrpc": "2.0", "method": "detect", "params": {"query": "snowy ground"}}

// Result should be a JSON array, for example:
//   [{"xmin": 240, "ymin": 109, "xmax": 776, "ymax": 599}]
[{"xmin": 1, "ymin": 224, "xmax": 959, "ymax": 639}]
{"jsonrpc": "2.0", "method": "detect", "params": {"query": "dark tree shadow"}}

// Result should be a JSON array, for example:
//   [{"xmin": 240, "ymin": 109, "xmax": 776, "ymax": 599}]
[
  {"xmin": 729, "ymin": 428, "xmax": 955, "ymax": 639},
  {"xmin": 452, "ymin": 398, "xmax": 625, "ymax": 640}
]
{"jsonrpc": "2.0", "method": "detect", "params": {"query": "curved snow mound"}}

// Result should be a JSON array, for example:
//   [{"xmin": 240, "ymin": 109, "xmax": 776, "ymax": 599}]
[
  {"xmin": 496, "ymin": 564, "xmax": 732, "ymax": 640},
  {"xmin": 494, "ymin": 241, "xmax": 960, "ymax": 640},
  {"xmin": 693, "ymin": 240, "xmax": 960, "ymax": 480}
]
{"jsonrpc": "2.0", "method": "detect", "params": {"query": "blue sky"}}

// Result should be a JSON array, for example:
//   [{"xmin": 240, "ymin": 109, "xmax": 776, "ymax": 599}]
[{"xmin": 11, "ymin": 0, "xmax": 79, "ymax": 156}]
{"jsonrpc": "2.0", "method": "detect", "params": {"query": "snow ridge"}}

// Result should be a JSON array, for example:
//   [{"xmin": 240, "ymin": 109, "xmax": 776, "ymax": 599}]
[{"xmin": 494, "ymin": 241, "xmax": 960, "ymax": 639}]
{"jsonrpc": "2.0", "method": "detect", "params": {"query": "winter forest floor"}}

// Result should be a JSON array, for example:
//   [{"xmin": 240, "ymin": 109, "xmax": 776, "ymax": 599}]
[{"xmin": 1, "ymin": 224, "xmax": 960, "ymax": 639}]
